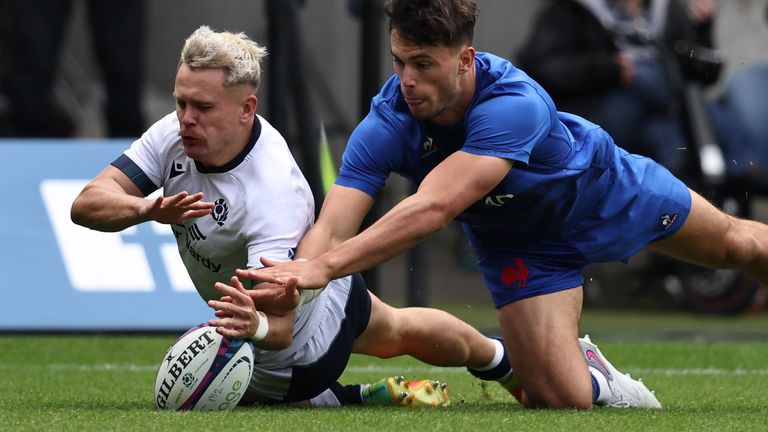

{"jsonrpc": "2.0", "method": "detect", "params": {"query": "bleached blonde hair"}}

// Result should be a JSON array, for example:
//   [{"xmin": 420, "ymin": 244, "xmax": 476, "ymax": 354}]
[{"xmin": 179, "ymin": 25, "xmax": 267, "ymax": 89}]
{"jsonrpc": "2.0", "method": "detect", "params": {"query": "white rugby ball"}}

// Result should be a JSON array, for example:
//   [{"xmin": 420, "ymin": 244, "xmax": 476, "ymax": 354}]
[{"xmin": 154, "ymin": 323, "xmax": 255, "ymax": 411}]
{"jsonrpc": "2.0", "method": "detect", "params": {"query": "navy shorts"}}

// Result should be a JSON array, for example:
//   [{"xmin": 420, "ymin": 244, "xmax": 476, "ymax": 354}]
[
  {"xmin": 471, "ymin": 149, "xmax": 692, "ymax": 308},
  {"xmin": 283, "ymin": 273, "xmax": 371, "ymax": 402}
]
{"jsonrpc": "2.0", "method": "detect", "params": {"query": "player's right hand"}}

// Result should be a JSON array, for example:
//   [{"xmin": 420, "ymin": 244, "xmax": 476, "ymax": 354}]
[{"xmin": 207, "ymin": 276, "xmax": 261, "ymax": 339}]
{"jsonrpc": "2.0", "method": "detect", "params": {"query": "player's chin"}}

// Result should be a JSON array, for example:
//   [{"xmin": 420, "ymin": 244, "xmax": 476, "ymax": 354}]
[
  {"xmin": 182, "ymin": 146, "xmax": 208, "ymax": 163},
  {"xmin": 182, "ymin": 144, "xmax": 198, "ymax": 157},
  {"xmin": 407, "ymin": 106, "xmax": 429, "ymax": 120},
  {"xmin": 411, "ymin": 104, "xmax": 440, "ymax": 122}
]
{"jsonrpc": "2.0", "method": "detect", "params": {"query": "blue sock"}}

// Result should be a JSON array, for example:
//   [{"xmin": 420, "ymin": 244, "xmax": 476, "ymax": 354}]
[{"xmin": 591, "ymin": 374, "xmax": 600, "ymax": 402}]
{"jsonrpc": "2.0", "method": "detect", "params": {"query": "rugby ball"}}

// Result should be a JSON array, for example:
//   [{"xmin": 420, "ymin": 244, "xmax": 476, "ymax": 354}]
[{"xmin": 154, "ymin": 323, "xmax": 255, "ymax": 411}]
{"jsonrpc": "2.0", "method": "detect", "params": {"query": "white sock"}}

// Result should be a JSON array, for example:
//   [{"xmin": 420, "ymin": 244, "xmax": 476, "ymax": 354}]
[
  {"xmin": 589, "ymin": 366, "xmax": 612, "ymax": 404},
  {"xmin": 474, "ymin": 338, "xmax": 505, "ymax": 372},
  {"xmin": 358, "ymin": 384, "xmax": 371, "ymax": 404},
  {"xmin": 309, "ymin": 388, "xmax": 342, "ymax": 407}
]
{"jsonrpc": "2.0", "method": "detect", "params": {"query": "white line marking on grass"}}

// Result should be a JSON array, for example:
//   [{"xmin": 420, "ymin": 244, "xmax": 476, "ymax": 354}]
[
  {"xmin": 51, "ymin": 363, "xmax": 158, "ymax": 372},
  {"xmin": 345, "ymin": 366, "xmax": 768, "ymax": 376},
  {"xmin": 2, "ymin": 364, "xmax": 768, "ymax": 377},
  {"xmin": 632, "ymin": 368, "xmax": 768, "ymax": 377},
  {"xmin": 0, "ymin": 363, "xmax": 156, "ymax": 372}
]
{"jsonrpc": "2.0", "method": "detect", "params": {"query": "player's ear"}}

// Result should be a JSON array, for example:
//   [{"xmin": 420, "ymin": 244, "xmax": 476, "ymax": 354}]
[
  {"xmin": 242, "ymin": 94, "xmax": 258, "ymax": 121},
  {"xmin": 458, "ymin": 46, "xmax": 475, "ymax": 74}
]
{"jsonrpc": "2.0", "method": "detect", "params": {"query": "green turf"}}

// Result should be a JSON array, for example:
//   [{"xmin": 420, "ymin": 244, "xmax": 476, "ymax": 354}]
[
  {"xmin": 1, "ymin": 330, "xmax": 767, "ymax": 432},
  {"xmin": 432, "ymin": 303, "xmax": 768, "ymax": 341}
]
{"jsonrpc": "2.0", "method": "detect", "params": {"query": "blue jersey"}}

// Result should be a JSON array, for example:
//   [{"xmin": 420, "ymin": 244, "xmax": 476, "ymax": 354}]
[{"xmin": 337, "ymin": 52, "xmax": 691, "ymax": 307}]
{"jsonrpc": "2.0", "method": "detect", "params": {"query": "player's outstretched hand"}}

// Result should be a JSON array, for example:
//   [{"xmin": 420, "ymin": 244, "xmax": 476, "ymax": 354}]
[
  {"xmin": 141, "ymin": 191, "xmax": 213, "ymax": 224},
  {"xmin": 236, "ymin": 269, "xmax": 300, "ymax": 315},
  {"xmin": 207, "ymin": 276, "xmax": 261, "ymax": 339},
  {"xmin": 246, "ymin": 257, "xmax": 332, "ymax": 291}
]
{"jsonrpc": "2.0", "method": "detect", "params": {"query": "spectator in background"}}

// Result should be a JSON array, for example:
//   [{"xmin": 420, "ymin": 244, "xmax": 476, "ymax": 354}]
[
  {"xmin": 716, "ymin": 0, "xmax": 768, "ymax": 189},
  {"xmin": 516, "ymin": 0, "xmax": 754, "ymax": 181},
  {"xmin": 725, "ymin": 66, "xmax": 768, "ymax": 167},
  {"xmin": 1, "ymin": 0, "xmax": 145, "ymax": 138}
]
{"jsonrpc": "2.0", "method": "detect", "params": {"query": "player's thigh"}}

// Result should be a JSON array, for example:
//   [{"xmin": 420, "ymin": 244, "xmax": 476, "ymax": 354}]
[
  {"xmin": 648, "ymin": 188, "xmax": 734, "ymax": 267},
  {"xmin": 497, "ymin": 287, "xmax": 592, "ymax": 408}
]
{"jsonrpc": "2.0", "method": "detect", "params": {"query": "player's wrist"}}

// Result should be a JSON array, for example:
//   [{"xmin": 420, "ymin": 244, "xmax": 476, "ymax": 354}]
[
  {"xmin": 316, "ymin": 254, "xmax": 341, "ymax": 285},
  {"xmin": 298, "ymin": 287, "xmax": 325, "ymax": 305},
  {"xmin": 250, "ymin": 311, "xmax": 269, "ymax": 342},
  {"xmin": 137, "ymin": 197, "xmax": 158, "ymax": 224},
  {"xmin": 292, "ymin": 257, "xmax": 329, "ymax": 306}
]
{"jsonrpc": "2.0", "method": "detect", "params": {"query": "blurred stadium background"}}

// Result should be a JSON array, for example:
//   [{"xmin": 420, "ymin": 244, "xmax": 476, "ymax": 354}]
[{"xmin": 1, "ymin": 0, "xmax": 768, "ymax": 332}]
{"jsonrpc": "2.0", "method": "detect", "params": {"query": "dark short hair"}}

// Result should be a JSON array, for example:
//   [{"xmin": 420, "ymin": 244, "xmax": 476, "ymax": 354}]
[{"xmin": 384, "ymin": 0, "xmax": 477, "ymax": 48}]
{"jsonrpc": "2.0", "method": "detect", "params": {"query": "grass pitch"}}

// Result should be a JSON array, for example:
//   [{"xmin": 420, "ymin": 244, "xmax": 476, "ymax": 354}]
[{"xmin": 2, "ymin": 311, "xmax": 768, "ymax": 431}]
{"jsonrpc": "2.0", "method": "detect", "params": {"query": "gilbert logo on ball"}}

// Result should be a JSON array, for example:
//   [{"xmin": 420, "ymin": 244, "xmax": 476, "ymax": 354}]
[{"xmin": 155, "ymin": 324, "xmax": 255, "ymax": 411}]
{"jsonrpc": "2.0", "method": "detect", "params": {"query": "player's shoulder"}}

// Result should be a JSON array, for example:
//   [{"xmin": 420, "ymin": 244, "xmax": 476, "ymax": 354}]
[
  {"xmin": 144, "ymin": 112, "xmax": 182, "ymax": 144},
  {"xmin": 475, "ymin": 52, "xmax": 545, "ymax": 97},
  {"xmin": 246, "ymin": 115, "xmax": 296, "ymax": 168},
  {"xmin": 473, "ymin": 52, "xmax": 558, "ymax": 117},
  {"xmin": 133, "ymin": 112, "xmax": 185, "ymax": 158},
  {"xmin": 360, "ymin": 76, "xmax": 419, "ymax": 139},
  {"xmin": 240, "ymin": 115, "xmax": 311, "ymax": 191},
  {"xmin": 123, "ymin": 112, "xmax": 184, "ymax": 177},
  {"xmin": 253, "ymin": 114, "xmax": 288, "ymax": 147},
  {"xmin": 370, "ymin": 75, "xmax": 413, "ymax": 120}
]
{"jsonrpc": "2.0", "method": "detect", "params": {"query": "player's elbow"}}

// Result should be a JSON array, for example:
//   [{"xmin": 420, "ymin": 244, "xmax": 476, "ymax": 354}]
[
  {"xmin": 70, "ymin": 197, "xmax": 117, "ymax": 232},
  {"xmin": 424, "ymin": 199, "xmax": 460, "ymax": 231},
  {"xmin": 70, "ymin": 196, "xmax": 90, "ymax": 228}
]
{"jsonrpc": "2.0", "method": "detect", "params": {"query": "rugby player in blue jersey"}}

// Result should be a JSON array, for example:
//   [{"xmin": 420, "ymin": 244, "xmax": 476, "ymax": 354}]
[{"xmin": 244, "ymin": 0, "xmax": 768, "ymax": 409}]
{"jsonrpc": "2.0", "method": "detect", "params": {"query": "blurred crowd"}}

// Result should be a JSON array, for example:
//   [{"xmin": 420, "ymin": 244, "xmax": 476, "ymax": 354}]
[
  {"xmin": 0, "ymin": 0, "xmax": 145, "ymax": 138},
  {"xmin": 0, "ymin": 0, "xmax": 765, "ymax": 196},
  {"xmin": 516, "ymin": 0, "xmax": 768, "ymax": 195}
]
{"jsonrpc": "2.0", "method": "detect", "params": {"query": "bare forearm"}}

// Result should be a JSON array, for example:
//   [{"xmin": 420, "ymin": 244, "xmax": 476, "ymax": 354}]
[
  {"xmin": 250, "ymin": 312, "xmax": 294, "ymax": 351},
  {"xmin": 318, "ymin": 194, "xmax": 450, "ymax": 279},
  {"xmin": 71, "ymin": 184, "xmax": 150, "ymax": 232},
  {"xmin": 295, "ymin": 224, "xmax": 346, "ymax": 259},
  {"xmin": 295, "ymin": 185, "xmax": 372, "ymax": 259},
  {"xmin": 250, "ymin": 154, "xmax": 511, "ymax": 292}
]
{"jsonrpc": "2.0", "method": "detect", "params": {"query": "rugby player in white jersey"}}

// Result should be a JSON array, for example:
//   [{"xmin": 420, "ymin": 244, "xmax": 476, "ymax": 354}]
[{"xmin": 71, "ymin": 25, "xmax": 525, "ymax": 408}]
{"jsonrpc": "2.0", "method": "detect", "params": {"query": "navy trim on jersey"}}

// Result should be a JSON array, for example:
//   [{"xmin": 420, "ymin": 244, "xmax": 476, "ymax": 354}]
[
  {"xmin": 195, "ymin": 116, "xmax": 263, "ymax": 174},
  {"xmin": 283, "ymin": 273, "xmax": 372, "ymax": 402},
  {"xmin": 111, "ymin": 154, "xmax": 159, "ymax": 197}
]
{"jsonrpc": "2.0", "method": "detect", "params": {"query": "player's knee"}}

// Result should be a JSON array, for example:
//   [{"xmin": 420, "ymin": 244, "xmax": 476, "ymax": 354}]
[
  {"xmin": 516, "ymin": 363, "xmax": 594, "ymax": 409},
  {"xmin": 525, "ymin": 386, "xmax": 592, "ymax": 410}
]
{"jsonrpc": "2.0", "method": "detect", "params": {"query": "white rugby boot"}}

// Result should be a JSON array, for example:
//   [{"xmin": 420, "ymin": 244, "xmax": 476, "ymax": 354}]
[{"xmin": 580, "ymin": 335, "xmax": 662, "ymax": 409}]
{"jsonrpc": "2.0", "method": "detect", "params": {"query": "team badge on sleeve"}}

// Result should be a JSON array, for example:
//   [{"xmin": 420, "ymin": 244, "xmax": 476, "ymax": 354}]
[{"xmin": 660, "ymin": 213, "xmax": 678, "ymax": 231}]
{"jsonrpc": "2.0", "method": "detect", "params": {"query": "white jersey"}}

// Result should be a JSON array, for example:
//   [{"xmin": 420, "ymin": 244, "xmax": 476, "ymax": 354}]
[
  {"xmin": 120, "ymin": 112, "xmax": 313, "ymax": 300},
  {"xmin": 115, "ymin": 113, "xmax": 356, "ymax": 388}
]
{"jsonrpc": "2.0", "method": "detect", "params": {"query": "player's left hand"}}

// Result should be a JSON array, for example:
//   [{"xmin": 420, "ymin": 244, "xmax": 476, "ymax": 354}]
[
  {"xmin": 207, "ymin": 276, "xmax": 261, "ymax": 339},
  {"xmin": 239, "ymin": 270, "xmax": 300, "ymax": 315},
  {"xmin": 246, "ymin": 257, "xmax": 332, "ymax": 291}
]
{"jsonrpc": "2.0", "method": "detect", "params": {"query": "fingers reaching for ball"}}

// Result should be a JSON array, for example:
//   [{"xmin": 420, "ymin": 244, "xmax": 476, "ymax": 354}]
[{"xmin": 207, "ymin": 276, "xmax": 259, "ymax": 339}]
